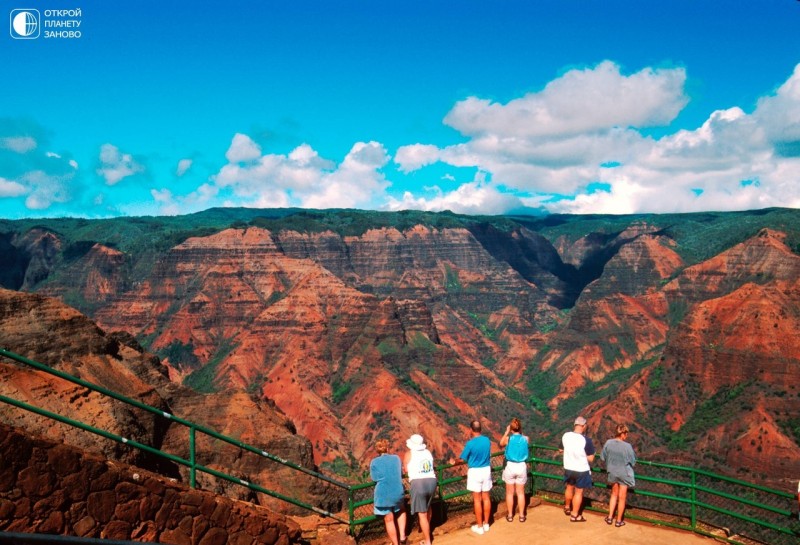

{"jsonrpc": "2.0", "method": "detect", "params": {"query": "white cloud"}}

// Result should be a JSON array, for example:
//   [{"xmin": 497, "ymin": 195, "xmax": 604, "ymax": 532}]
[
  {"xmin": 120, "ymin": 61, "xmax": 800, "ymax": 217},
  {"xmin": 0, "ymin": 120, "xmax": 84, "ymax": 212},
  {"xmin": 394, "ymin": 61, "xmax": 800, "ymax": 215},
  {"xmin": 302, "ymin": 142, "xmax": 390, "ymax": 209},
  {"xmin": 753, "ymin": 63, "xmax": 800, "ymax": 149},
  {"xmin": 395, "ymin": 144, "xmax": 440, "ymax": 172},
  {"xmin": 385, "ymin": 172, "xmax": 525, "ymax": 215},
  {"xmin": 20, "ymin": 170, "xmax": 73, "ymax": 210},
  {"xmin": 443, "ymin": 61, "xmax": 687, "ymax": 139},
  {"xmin": 0, "ymin": 177, "xmax": 27, "ymax": 197},
  {"xmin": 96, "ymin": 143, "xmax": 145, "ymax": 185},
  {"xmin": 211, "ymin": 138, "xmax": 389, "ymax": 210},
  {"xmin": 176, "ymin": 158, "xmax": 193, "ymax": 177},
  {"xmin": 225, "ymin": 133, "xmax": 262, "ymax": 163},
  {"xmin": 0, "ymin": 136, "xmax": 37, "ymax": 153}
]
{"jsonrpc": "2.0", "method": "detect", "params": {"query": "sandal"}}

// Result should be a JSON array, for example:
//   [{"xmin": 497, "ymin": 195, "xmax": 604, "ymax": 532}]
[
  {"xmin": 518, "ymin": 515, "xmax": 526, "ymax": 523},
  {"xmin": 564, "ymin": 507, "xmax": 572, "ymax": 516},
  {"xmin": 506, "ymin": 514, "xmax": 513, "ymax": 522},
  {"xmin": 615, "ymin": 520, "xmax": 626, "ymax": 527},
  {"xmin": 570, "ymin": 515, "xmax": 587, "ymax": 522},
  {"xmin": 604, "ymin": 517, "xmax": 613, "ymax": 525}
]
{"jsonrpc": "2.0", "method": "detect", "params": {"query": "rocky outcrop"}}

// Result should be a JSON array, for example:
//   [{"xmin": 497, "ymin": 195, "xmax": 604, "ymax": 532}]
[
  {"xmin": 0, "ymin": 288, "xmax": 339, "ymax": 515},
  {"xmin": 0, "ymin": 423, "xmax": 303, "ymax": 544}
]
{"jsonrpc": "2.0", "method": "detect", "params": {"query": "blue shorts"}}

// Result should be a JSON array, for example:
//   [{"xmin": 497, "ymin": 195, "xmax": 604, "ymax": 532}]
[
  {"xmin": 563, "ymin": 469, "xmax": 592, "ymax": 489},
  {"xmin": 374, "ymin": 496, "xmax": 405, "ymax": 516}
]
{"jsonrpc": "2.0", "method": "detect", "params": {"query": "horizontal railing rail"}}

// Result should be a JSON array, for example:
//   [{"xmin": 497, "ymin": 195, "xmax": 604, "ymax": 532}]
[{"xmin": 2, "ymin": 347, "xmax": 798, "ymax": 544}]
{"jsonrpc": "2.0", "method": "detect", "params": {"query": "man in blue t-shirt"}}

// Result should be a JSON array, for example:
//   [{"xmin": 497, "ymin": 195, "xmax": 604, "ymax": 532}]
[{"xmin": 452, "ymin": 419, "xmax": 492, "ymax": 535}]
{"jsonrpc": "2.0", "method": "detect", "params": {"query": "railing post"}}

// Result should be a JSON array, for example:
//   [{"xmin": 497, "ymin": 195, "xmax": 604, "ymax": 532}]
[
  {"xmin": 690, "ymin": 468, "xmax": 697, "ymax": 530},
  {"xmin": 348, "ymin": 486, "xmax": 355, "ymax": 536},
  {"xmin": 437, "ymin": 464, "xmax": 445, "ymax": 502},
  {"xmin": 189, "ymin": 426, "xmax": 197, "ymax": 489},
  {"xmin": 528, "ymin": 445, "xmax": 536, "ymax": 497}
]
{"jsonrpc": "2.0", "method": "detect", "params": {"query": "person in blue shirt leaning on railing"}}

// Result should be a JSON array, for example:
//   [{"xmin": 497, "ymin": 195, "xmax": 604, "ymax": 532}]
[
  {"xmin": 500, "ymin": 417, "xmax": 530, "ymax": 523},
  {"xmin": 370, "ymin": 438, "xmax": 409, "ymax": 545}
]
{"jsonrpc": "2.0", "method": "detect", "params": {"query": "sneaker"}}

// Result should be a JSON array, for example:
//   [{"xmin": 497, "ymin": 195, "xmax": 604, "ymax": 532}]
[
  {"xmin": 482, "ymin": 523, "xmax": 490, "ymax": 532},
  {"xmin": 471, "ymin": 524, "xmax": 484, "ymax": 535}
]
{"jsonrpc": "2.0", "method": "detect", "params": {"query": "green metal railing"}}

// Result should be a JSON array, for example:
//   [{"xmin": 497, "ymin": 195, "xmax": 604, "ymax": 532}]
[{"xmin": 1, "ymin": 347, "xmax": 798, "ymax": 543}]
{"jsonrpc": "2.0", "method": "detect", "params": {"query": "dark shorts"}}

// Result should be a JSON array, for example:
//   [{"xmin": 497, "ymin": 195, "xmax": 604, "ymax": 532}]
[
  {"xmin": 409, "ymin": 478, "xmax": 437, "ymax": 514},
  {"xmin": 563, "ymin": 469, "xmax": 592, "ymax": 489}
]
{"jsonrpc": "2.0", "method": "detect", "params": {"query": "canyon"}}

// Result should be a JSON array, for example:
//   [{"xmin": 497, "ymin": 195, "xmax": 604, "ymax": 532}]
[{"xmin": 0, "ymin": 207, "xmax": 798, "ymax": 493}]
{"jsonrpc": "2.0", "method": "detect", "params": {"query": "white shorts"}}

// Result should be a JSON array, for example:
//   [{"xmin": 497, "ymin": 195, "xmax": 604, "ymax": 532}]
[
  {"xmin": 466, "ymin": 466, "xmax": 493, "ymax": 493},
  {"xmin": 502, "ymin": 461, "xmax": 528, "ymax": 485}
]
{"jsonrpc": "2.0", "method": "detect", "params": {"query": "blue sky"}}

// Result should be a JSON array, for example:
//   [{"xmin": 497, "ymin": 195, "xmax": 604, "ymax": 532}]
[{"xmin": 2, "ymin": 0, "xmax": 800, "ymax": 218}]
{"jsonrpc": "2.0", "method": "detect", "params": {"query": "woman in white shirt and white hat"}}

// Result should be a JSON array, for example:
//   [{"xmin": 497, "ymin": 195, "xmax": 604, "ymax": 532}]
[{"xmin": 404, "ymin": 434, "xmax": 438, "ymax": 545}]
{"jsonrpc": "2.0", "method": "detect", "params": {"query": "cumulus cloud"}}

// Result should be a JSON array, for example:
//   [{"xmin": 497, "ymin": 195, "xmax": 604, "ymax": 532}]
[
  {"xmin": 96, "ymin": 143, "xmax": 145, "ymax": 185},
  {"xmin": 394, "ymin": 144, "xmax": 441, "ymax": 173},
  {"xmin": 0, "ymin": 177, "xmax": 27, "ymax": 197},
  {"xmin": 393, "ymin": 60, "xmax": 800, "ymax": 215},
  {"xmin": 753, "ymin": 63, "xmax": 800, "ymax": 153},
  {"xmin": 386, "ymin": 173, "xmax": 527, "ymax": 215},
  {"xmin": 225, "ymin": 133, "xmax": 262, "ymax": 163},
  {"xmin": 211, "ymin": 135, "xmax": 389, "ymax": 210},
  {"xmin": 444, "ymin": 61, "xmax": 687, "ymax": 139}
]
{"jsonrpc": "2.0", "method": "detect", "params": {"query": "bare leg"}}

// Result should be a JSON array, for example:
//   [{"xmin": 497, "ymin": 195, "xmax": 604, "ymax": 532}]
[
  {"xmin": 505, "ymin": 483, "xmax": 515, "ymax": 518},
  {"xmin": 481, "ymin": 491, "xmax": 491, "ymax": 525},
  {"xmin": 383, "ymin": 512, "xmax": 400, "ymax": 545},
  {"xmin": 616, "ymin": 484, "xmax": 629, "ymax": 522},
  {"xmin": 472, "ymin": 492, "xmax": 483, "ymax": 526},
  {"xmin": 608, "ymin": 482, "xmax": 619, "ymax": 520},
  {"xmin": 564, "ymin": 484, "xmax": 574, "ymax": 513},
  {"xmin": 398, "ymin": 508, "xmax": 408, "ymax": 542},
  {"xmin": 417, "ymin": 511, "xmax": 432, "ymax": 545},
  {"xmin": 515, "ymin": 483, "xmax": 526, "ymax": 518},
  {"xmin": 571, "ymin": 488, "xmax": 584, "ymax": 517}
]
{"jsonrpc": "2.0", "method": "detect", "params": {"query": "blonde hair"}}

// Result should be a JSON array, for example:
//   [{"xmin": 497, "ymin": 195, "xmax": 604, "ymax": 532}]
[
  {"xmin": 375, "ymin": 439, "xmax": 390, "ymax": 454},
  {"xmin": 615, "ymin": 424, "xmax": 629, "ymax": 438}
]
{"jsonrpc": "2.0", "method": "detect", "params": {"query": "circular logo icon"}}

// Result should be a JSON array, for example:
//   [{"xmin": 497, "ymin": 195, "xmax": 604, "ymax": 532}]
[{"xmin": 12, "ymin": 11, "xmax": 37, "ymax": 37}]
